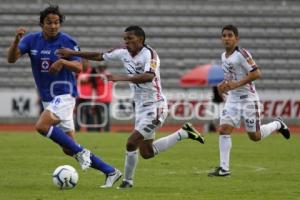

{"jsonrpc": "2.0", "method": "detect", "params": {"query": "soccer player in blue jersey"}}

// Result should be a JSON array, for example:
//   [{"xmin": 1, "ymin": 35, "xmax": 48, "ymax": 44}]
[{"xmin": 7, "ymin": 5, "xmax": 121, "ymax": 188}]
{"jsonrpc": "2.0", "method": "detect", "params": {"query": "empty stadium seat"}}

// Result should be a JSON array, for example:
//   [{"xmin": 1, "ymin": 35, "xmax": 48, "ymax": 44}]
[{"xmin": 0, "ymin": 0, "xmax": 299, "ymax": 89}]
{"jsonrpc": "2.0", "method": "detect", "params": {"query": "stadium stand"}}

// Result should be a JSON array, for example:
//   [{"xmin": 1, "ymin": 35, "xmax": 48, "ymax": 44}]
[{"xmin": 1, "ymin": 0, "xmax": 300, "ymax": 90}]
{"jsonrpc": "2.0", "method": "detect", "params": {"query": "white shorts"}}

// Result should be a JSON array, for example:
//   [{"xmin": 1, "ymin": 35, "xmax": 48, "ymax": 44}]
[
  {"xmin": 42, "ymin": 94, "xmax": 76, "ymax": 132},
  {"xmin": 135, "ymin": 101, "xmax": 168, "ymax": 140},
  {"xmin": 220, "ymin": 100, "xmax": 261, "ymax": 133}
]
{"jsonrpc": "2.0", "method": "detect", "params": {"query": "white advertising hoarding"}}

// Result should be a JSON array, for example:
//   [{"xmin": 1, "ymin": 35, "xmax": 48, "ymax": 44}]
[{"xmin": 0, "ymin": 88, "xmax": 299, "ymax": 122}]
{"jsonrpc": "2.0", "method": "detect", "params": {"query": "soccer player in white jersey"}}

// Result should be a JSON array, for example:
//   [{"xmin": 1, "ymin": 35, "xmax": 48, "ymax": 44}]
[
  {"xmin": 57, "ymin": 25, "xmax": 205, "ymax": 188},
  {"xmin": 208, "ymin": 24, "xmax": 290, "ymax": 177}
]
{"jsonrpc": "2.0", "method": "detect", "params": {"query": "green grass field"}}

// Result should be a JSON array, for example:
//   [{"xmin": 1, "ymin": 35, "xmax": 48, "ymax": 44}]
[{"xmin": 0, "ymin": 131, "xmax": 299, "ymax": 200}]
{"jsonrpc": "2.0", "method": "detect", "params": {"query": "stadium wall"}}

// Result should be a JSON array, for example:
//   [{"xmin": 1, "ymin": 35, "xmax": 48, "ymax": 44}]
[{"xmin": 0, "ymin": 88, "xmax": 299, "ymax": 125}]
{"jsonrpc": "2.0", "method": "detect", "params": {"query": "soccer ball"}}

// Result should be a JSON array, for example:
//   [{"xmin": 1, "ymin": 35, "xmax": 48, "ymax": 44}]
[{"xmin": 52, "ymin": 165, "xmax": 79, "ymax": 189}]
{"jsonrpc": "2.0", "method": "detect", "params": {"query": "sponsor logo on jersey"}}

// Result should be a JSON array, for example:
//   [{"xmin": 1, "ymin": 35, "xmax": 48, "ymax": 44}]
[
  {"xmin": 41, "ymin": 50, "xmax": 51, "ymax": 55},
  {"xmin": 30, "ymin": 50, "xmax": 38, "ymax": 56},
  {"xmin": 41, "ymin": 61, "xmax": 49, "ymax": 70},
  {"xmin": 150, "ymin": 59, "xmax": 157, "ymax": 69},
  {"xmin": 41, "ymin": 59, "xmax": 50, "ymax": 72},
  {"xmin": 247, "ymin": 58, "xmax": 256, "ymax": 66}
]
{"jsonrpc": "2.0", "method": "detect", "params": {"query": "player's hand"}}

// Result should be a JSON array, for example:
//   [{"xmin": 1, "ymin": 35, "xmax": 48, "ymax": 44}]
[
  {"xmin": 107, "ymin": 74, "xmax": 118, "ymax": 82},
  {"xmin": 15, "ymin": 27, "xmax": 27, "ymax": 42},
  {"xmin": 225, "ymin": 80, "xmax": 240, "ymax": 90},
  {"xmin": 217, "ymin": 80, "xmax": 230, "ymax": 98},
  {"xmin": 49, "ymin": 59, "xmax": 64, "ymax": 74},
  {"xmin": 57, "ymin": 48, "xmax": 74, "ymax": 58}
]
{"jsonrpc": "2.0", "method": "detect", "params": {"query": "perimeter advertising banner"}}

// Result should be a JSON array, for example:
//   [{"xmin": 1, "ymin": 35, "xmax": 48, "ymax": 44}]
[{"xmin": 0, "ymin": 89, "xmax": 299, "ymax": 122}]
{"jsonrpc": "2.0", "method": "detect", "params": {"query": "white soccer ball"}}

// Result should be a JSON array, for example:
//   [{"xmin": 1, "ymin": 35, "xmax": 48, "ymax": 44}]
[{"xmin": 52, "ymin": 165, "xmax": 79, "ymax": 189}]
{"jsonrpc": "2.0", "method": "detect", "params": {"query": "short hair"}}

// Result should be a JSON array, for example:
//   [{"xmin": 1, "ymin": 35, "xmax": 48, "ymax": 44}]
[
  {"xmin": 125, "ymin": 26, "xmax": 146, "ymax": 44},
  {"xmin": 39, "ymin": 5, "xmax": 65, "ymax": 26},
  {"xmin": 222, "ymin": 24, "xmax": 239, "ymax": 37}
]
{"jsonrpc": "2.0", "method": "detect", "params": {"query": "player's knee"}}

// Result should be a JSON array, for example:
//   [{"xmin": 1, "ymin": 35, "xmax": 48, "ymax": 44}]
[
  {"xmin": 248, "ymin": 133, "xmax": 261, "ymax": 142},
  {"xmin": 62, "ymin": 148, "xmax": 74, "ymax": 156},
  {"xmin": 126, "ymin": 141, "xmax": 138, "ymax": 151},
  {"xmin": 218, "ymin": 127, "xmax": 227, "ymax": 134},
  {"xmin": 219, "ymin": 130, "xmax": 230, "ymax": 136},
  {"xmin": 35, "ymin": 122, "xmax": 50, "ymax": 136},
  {"xmin": 140, "ymin": 151, "xmax": 154, "ymax": 159},
  {"xmin": 249, "ymin": 137, "xmax": 260, "ymax": 142}
]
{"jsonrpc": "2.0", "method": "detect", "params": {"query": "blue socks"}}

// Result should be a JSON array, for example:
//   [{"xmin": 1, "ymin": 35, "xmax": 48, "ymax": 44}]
[
  {"xmin": 90, "ymin": 154, "xmax": 115, "ymax": 174},
  {"xmin": 47, "ymin": 126, "xmax": 82, "ymax": 154},
  {"xmin": 47, "ymin": 126, "xmax": 115, "ymax": 174}
]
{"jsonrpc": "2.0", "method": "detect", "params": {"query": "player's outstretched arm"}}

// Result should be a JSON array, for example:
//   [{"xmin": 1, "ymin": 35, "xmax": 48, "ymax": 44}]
[
  {"xmin": 49, "ymin": 59, "xmax": 82, "ymax": 74},
  {"xmin": 7, "ymin": 27, "xmax": 26, "ymax": 63},
  {"xmin": 57, "ymin": 48, "xmax": 104, "ymax": 61},
  {"xmin": 108, "ymin": 72, "xmax": 155, "ymax": 84}
]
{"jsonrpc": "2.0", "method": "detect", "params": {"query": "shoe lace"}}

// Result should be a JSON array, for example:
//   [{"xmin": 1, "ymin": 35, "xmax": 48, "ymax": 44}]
[{"xmin": 76, "ymin": 150, "xmax": 90, "ymax": 166}]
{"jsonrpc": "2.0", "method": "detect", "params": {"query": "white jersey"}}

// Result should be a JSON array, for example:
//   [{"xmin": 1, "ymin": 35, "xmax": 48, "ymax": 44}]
[
  {"xmin": 103, "ymin": 45, "xmax": 166, "ymax": 106},
  {"xmin": 221, "ymin": 47, "xmax": 259, "ymax": 102}
]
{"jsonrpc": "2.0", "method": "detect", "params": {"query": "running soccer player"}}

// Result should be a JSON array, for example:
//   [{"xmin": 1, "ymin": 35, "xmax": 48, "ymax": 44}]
[
  {"xmin": 57, "ymin": 25, "xmax": 205, "ymax": 189},
  {"xmin": 208, "ymin": 24, "xmax": 290, "ymax": 177},
  {"xmin": 6, "ymin": 5, "xmax": 121, "ymax": 188}
]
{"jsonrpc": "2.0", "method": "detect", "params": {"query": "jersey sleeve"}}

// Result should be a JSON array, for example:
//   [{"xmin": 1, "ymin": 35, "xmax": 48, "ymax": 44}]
[
  {"xmin": 238, "ymin": 48, "xmax": 258, "ymax": 72},
  {"xmin": 18, "ymin": 34, "xmax": 32, "ymax": 55},
  {"xmin": 63, "ymin": 36, "xmax": 81, "ymax": 62},
  {"xmin": 144, "ymin": 48, "xmax": 158, "ymax": 74},
  {"xmin": 103, "ymin": 48, "xmax": 124, "ymax": 61}
]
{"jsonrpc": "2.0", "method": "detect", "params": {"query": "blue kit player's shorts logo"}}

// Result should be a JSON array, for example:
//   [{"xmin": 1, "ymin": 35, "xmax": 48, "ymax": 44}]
[{"xmin": 54, "ymin": 98, "xmax": 61, "ymax": 105}]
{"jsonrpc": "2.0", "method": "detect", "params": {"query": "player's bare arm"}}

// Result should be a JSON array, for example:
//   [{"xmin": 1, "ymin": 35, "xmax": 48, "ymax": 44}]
[
  {"xmin": 7, "ymin": 27, "xmax": 27, "ymax": 63},
  {"xmin": 57, "ymin": 48, "xmax": 103, "ymax": 61},
  {"xmin": 49, "ymin": 59, "xmax": 82, "ymax": 74},
  {"xmin": 217, "ymin": 80, "xmax": 230, "ymax": 97},
  {"xmin": 107, "ymin": 72, "xmax": 155, "ymax": 84},
  {"xmin": 226, "ymin": 68, "xmax": 261, "ymax": 90}
]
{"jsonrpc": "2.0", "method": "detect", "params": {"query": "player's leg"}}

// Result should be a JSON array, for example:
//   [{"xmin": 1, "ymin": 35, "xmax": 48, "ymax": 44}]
[
  {"xmin": 244, "ymin": 101, "xmax": 290, "ymax": 141},
  {"xmin": 208, "ymin": 124, "xmax": 234, "ymax": 177},
  {"xmin": 38, "ymin": 95, "xmax": 120, "ymax": 180},
  {"xmin": 63, "ymin": 128, "xmax": 116, "ymax": 173},
  {"xmin": 139, "ymin": 124, "xmax": 204, "ymax": 157},
  {"xmin": 36, "ymin": 109, "xmax": 94, "ymax": 171},
  {"xmin": 62, "ymin": 130, "xmax": 75, "ymax": 156},
  {"xmin": 118, "ymin": 130, "xmax": 144, "ymax": 189},
  {"xmin": 152, "ymin": 123, "xmax": 204, "ymax": 156},
  {"xmin": 208, "ymin": 101, "xmax": 238, "ymax": 177},
  {"xmin": 119, "ymin": 102, "xmax": 168, "ymax": 189},
  {"xmin": 247, "ymin": 120, "xmax": 290, "ymax": 141},
  {"xmin": 60, "ymin": 97, "xmax": 121, "ymax": 187},
  {"xmin": 35, "ymin": 110, "xmax": 84, "ymax": 155}
]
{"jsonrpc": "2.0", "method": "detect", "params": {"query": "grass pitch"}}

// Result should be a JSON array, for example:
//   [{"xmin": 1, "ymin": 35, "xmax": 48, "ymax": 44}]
[{"xmin": 0, "ymin": 131, "xmax": 299, "ymax": 200}]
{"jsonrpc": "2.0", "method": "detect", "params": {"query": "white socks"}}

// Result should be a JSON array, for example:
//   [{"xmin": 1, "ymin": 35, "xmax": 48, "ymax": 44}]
[
  {"xmin": 123, "ymin": 129, "xmax": 189, "ymax": 181},
  {"xmin": 219, "ymin": 135, "xmax": 232, "ymax": 171},
  {"xmin": 260, "ymin": 121, "xmax": 281, "ymax": 139},
  {"xmin": 153, "ymin": 129, "xmax": 187, "ymax": 155},
  {"xmin": 218, "ymin": 121, "xmax": 281, "ymax": 171},
  {"xmin": 124, "ymin": 150, "xmax": 138, "ymax": 182}
]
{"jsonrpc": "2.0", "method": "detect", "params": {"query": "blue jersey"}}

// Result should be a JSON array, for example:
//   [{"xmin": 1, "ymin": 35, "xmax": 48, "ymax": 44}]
[{"xmin": 18, "ymin": 32, "xmax": 81, "ymax": 102}]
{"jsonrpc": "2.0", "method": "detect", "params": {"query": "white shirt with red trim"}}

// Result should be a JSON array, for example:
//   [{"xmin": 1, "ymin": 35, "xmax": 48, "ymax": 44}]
[
  {"xmin": 221, "ymin": 47, "xmax": 259, "ymax": 102},
  {"xmin": 103, "ymin": 45, "xmax": 166, "ymax": 106}
]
